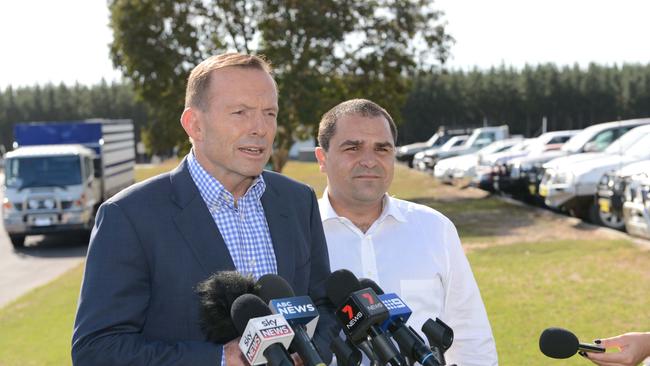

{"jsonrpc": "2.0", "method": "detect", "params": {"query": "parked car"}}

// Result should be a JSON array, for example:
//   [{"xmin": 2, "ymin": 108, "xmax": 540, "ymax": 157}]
[
  {"xmin": 596, "ymin": 159, "xmax": 650, "ymax": 231},
  {"xmin": 396, "ymin": 127, "xmax": 471, "ymax": 167},
  {"xmin": 491, "ymin": 130, "xmax": 578, "ymax": 194},
  {"xmin": 539, "ymin": 124, "xmax": 650, "ymax": 225},
  {"xmin": 507, "ymin": 118, "xmax": 650, "ymax": 201},
  {"xmin": 434, "ymin": 137, "xmax": 522, "ymax": 184},
  {"xmin": 622, "ymin": 173, "xmax": 650, "ymax": 239},
  {"xmin": 412, "ymin": 135, "xmax": 468, "ymax": 171},
  {"xmin": 426, "ymin": 125, "xmax": 510, "ymax": 172}
]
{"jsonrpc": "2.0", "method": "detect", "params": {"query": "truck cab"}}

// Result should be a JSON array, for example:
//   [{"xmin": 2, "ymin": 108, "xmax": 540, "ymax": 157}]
[
  {"xmin": 1, "ymin": 119, "xmax": 135, "ymax": 248},
  {"xmin": 2, "ymin": 145, "xmax": 100, "ymax": 247}
]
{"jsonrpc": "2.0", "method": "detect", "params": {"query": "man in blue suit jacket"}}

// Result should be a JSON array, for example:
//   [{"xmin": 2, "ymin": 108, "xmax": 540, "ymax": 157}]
[{"xmin": 72, "ymin": 53, "xmax": 335, "ymax": 365}]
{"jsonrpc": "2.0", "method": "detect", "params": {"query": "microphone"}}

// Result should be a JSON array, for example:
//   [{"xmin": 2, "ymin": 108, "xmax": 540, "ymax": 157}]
[
  {"xmin": 421, "ymin": 318, "xmax": 455, "ymax": 365},
  {"xmin": 256, "ymin": 274, "xmax": 327, "ymax": 366},
  {"xmin": 360, "ymin": 278, "xmax": 441, "ymax": 366},
  {"xmin": 195, "ymin": 271, "xmax": 256, "ymax": 343},
  {"xmin": 539, "ymin": 327, "xmax": 605, "ymax": 359},
  {"xmin": 326, "ymin": 269, "xmax": 407, "ymax": 366},
  {"xmin": 330, "ymin": 334, "xmax": 362, "ymax": 366},
  {"xmin": 231, "ymin": 293, "xmax": 296, "ymax": 366}
]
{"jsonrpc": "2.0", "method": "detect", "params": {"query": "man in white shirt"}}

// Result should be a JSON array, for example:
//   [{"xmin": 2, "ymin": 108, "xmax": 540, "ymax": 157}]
[{"xmin": 314, "ymin": 99, "xmax": 498, "ymax": 366}]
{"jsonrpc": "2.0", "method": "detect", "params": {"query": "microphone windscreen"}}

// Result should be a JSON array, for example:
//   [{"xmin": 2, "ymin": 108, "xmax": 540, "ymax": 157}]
[
  {"xmin": 325, "ymin": 269, "xmax": 361, "ymax": 307},
  {"xmin": 359, "ymin": 278, "xmax": 384, "ymax": 295},
  {"xmin": 195, "ymin": 271, "xmax": 256, "ymax": 343},
  {"xmin": 231, "ymin": 293, "xmax": 273, "ymax": 335},
  {"xmin": 539, "ymin": 327, "xmax": 579, "ymax": 359},
  {"xmin": 256, "ymin": 274, "xmax": 295, "ymax": 302}
]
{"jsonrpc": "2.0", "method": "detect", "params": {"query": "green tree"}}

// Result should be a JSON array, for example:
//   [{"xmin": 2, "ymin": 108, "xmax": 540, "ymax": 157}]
[{"xmin": 108, "ymin": 0, "xmax": 452, "ymax": 170}]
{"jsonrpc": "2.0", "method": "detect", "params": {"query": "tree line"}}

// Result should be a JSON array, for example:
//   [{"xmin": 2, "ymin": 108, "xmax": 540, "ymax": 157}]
[
  {"xmin": 0, "ymin": 81, "xmax": 149, "ymax": 153},
  {"xmin": 400, "ymin": 63, "xmax": 650, "ymax": 143},
  {"xmin": 2, "ymin": 62, "xmax": 650, "ymax": 154}
]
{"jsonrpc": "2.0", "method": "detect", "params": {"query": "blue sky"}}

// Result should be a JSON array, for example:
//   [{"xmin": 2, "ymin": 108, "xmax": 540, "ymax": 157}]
[{"xmin": 1, "ymin": 0, "xmax": 649, "ymax": 88}]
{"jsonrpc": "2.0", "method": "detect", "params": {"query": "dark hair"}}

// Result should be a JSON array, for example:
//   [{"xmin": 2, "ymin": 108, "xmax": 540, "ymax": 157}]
[
  {"xmin": 318, "ymin": 99, "xmax": 397, "ymax": 151},
  {"xmin": 185, "ymin": 53, "xmax": 274, "ymax": 109}
]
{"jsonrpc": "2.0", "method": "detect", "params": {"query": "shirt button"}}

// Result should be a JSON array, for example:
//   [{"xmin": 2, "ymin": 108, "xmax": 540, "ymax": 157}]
[{"xmin": 249, "ymin": 259, "xmax": 256, "ymax": 267}]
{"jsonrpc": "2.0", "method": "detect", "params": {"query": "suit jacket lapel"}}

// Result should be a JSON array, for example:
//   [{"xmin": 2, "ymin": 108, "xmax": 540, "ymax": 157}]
[
  {"xmin": 170, "ymin": 158, "xmax": 235, "ymax": 277},
  {"xmin": 261, "ymin": 173, "xmax": 295, "ymax": 283}
]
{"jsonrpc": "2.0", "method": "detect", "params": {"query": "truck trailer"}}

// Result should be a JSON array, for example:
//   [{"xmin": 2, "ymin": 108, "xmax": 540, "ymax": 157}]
[{"xmin": 2, "ymin": 119, "xmax": 135, "ymax": 248}]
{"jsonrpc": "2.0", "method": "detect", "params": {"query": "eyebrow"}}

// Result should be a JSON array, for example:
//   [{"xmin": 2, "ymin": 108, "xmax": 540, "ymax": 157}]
[{"xmin": 338, "ymin": 140, "xmax": 394, "ymax": 148}]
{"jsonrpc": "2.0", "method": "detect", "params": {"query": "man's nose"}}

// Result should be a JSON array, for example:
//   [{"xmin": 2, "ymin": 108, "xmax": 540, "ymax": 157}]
[
  {"xmin": 250, "ymin": 111, "xmax": 268, "ymax": 136},
  {"xmin": 359, "ymin": 150, "xmax": 378, "ymax": 168}
]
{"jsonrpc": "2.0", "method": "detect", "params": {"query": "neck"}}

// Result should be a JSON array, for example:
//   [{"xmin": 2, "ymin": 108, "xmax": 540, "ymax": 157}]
[{"xmin": 328, "ymin": 192, "xmax": 384, "ymax": 234}]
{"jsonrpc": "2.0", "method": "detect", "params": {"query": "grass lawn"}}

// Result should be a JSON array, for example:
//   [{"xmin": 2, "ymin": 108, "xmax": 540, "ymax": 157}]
[{"xmin": 1, "ymin": 161, "xmax": 649, "ymax": 365}]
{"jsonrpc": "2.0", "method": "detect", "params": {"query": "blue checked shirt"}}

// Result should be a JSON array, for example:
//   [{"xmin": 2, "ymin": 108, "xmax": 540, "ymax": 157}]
[{"xmin": 187, "ymin": 151, "xmax": 278, "ymax": 280}]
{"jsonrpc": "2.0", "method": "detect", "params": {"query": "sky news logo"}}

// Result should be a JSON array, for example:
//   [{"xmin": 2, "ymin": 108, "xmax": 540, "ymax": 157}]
[{"xmin": 260, "ymin": 325, "xmax": 292, "ymax": 339}]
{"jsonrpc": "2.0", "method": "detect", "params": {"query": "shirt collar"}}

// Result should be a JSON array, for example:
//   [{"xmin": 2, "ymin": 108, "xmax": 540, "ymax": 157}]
[
  {"xmin": 320, "ymin": 187, "xmax": 407, "ymax": 224},
  {"xmin": 187, "ymin": 149, "xmax": 266, "ymax": 207}
]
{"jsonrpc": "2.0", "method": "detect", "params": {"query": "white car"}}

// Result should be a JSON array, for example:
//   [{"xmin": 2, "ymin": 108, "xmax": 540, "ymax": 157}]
[
  {"xmin": 412, "ymin": 135, "xmax": 468, "ymax": 171},
  {"xmin": 539, "ymin": 124, "xmax": 650, "ymax": 225},
  {"xmin": 434, "ymin": 137, "xmax": 523, "ymax": 184}
]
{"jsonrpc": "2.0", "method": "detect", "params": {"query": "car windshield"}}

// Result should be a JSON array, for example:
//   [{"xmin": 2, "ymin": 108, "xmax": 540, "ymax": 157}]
[
  {"xmin": 624, "ymin": 132, "xmax": 650, "ymax": 158},
  {"xmin": 560, "ymin": 127, "xmax": 599, "ymax": 153},
  {"xmin": 426, "ymin": 134, "xmax": 443, "ymax": 146},
  {"xmin": 604, "ymin": 128, "xmax": 650, "ymax": 154},
  {"xmin": 5, "ymin": 155, "xmax": 82, "ymax": 189}
]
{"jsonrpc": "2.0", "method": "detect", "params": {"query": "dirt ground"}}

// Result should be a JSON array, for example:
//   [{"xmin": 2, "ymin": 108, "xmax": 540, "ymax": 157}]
[{"xmin": 428, "ymin": 183, "xmax": 650, "ymax": 253}]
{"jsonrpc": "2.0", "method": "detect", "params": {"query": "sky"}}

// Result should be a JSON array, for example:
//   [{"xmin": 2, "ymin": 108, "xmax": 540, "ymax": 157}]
[{"xmin": 1, "ymin": 0, "xmax": 649, "ymax": 88}]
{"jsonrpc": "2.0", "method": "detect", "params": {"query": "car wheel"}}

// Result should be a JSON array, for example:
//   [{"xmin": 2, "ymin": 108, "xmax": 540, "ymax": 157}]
[
  {"xmin": 9, "ymin": 234, "xmax": 26, "ymax": 248},
  {"xmin": 589, "ymin": 202, "xmax": 626, "ymax": 230}
]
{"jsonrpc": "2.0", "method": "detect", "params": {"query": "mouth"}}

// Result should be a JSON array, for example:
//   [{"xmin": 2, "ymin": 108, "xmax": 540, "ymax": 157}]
[{"xmin": 238, "ymin": 146, "xmax": 265, "ymax": 156}]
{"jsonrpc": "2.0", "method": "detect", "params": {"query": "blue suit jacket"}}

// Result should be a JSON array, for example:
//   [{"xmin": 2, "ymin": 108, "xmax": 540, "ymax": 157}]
[{"xmin": 72, "ymin": 159, "xmax": 335, "ymax": 365}]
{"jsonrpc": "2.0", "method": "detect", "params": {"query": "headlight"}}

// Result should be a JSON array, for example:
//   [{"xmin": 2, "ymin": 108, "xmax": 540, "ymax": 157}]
[
  {"xmin": 28, "ymin": 199, "xmax": 39, "ymax": 209},
  {"xmin": 553, "ymin": 171, "xmax": 573, "ymax": 185},
  {"xmin": 398, "ymin": 147, "xmax": 408, "ymax": 154}
]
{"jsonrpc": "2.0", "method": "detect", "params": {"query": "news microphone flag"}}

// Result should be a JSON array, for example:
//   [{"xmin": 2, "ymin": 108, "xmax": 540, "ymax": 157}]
[
  {"xmin": 268, "ymin": 296, "xmax": 319, "ymax": 338},
  {"xmin": 238, "ymin": 314, "xmax": 295, "ymax": 365},
  {"xmin": 377, "ymin": 293, "xmax": 412, "ymax": 333}
]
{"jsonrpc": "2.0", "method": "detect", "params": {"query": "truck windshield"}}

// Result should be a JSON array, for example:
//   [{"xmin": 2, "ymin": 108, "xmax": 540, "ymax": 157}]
[{"xmin": 5, "ymin": 155, "xmax": 82, "ymax": 189}]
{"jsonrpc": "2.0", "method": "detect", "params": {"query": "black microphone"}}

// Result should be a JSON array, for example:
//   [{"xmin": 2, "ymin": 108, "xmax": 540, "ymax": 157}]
[
  {"xmin": 195, "ymin": 271, "xmax": 256, "ymax": 343},
  {"xmin": 256, "ymin": 274, "xmax": 327, "ymax": 366},
  {"xmin": 231, "ymin": 293, "xmax": 296, "ymax": 366},
  {"xmin": 330, "ymin": 334, "xmax": 362, "ymax": 366},
  {"xmin": 359, "ymin": 278, "xmax": 441, "ymax": 366},
  {"xmin": 421, "ymin": 318, "xmax": 455, "ymax": 366},
  {"xmin": 326, "ymin": 269, "xmax": 407, "ymax": 366},
  {"xmin": 539, "ymin": 327, "xmax": 605, "ymax": 359}
]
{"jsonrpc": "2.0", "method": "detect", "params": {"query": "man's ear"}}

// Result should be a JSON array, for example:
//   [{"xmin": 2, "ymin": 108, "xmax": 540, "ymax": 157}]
[
  {"xmin": 314, "ymin": 147, "xmax": 327, "ymax": 173},
  {"xmin": 180, "ymin": 107, "xmax": 203, "ymax": 142}
]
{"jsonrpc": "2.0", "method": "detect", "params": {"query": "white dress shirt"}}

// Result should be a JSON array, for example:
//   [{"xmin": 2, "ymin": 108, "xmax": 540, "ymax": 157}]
[{"xmin": 319, "ymin": 189, "xmax": 498, "ymax": 366}]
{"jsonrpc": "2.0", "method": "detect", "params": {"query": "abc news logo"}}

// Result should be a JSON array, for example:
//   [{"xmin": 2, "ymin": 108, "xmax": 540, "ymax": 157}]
[{"xmin": 275, "ymin": 300, "xmax": 316, "ymax": 315}]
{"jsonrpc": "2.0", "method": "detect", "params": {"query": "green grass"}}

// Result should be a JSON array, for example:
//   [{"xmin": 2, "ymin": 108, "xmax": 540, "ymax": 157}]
[{"xmin": 1, "ymin": 161, "xmax": 649, "ymax": 365}]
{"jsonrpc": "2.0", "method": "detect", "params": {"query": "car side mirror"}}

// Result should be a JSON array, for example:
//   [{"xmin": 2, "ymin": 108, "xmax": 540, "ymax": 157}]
[{"xmin": 583, "ymin": 141, "xmax": 600, "ymax": 152}]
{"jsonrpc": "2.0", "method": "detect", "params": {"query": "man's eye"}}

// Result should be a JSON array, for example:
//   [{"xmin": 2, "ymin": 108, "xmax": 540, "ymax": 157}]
[
  {"xmin": 345, "ymin": 146, "xmax": 359, "ymax": 151},
  {"xmin": 232, "ymin": 110, "xmax": 244, "ymax": 115}
]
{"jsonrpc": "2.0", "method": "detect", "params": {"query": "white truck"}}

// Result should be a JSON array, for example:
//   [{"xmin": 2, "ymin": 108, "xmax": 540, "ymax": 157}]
[{"xmin": 2, "ymin": 119, "xmax": 135, "ymax": 248}]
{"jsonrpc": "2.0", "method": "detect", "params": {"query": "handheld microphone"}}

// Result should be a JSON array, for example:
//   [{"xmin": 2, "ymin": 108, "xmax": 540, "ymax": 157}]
[
  {"xmin": 539, "ymin": 327, "xmax": 605, "ymax": 359},
  {"xmin": 195, "ymin": 271, "xmax": 256, "ymax": 343},
  {"xmin": 326, "ymin": 269, "xmax": 407, "ymax": 366},
  {"xmin": 422, "ymin": 318, "xmax": 455, "ymax": 366},
  {"xmin": 256, "ymin": 274, "xmax": 326, "ymax": 366},
  {"xmin": 231, "ymin": 293, "xmax": 295, "ymax": 366},
  {"xmin": 360, "ymin": 278, "xmax": 441, "ymax": 366}
]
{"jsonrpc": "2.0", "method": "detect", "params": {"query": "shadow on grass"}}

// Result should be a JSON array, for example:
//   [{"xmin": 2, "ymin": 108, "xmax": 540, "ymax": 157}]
[{"xmin": 410, "ymin": 195, "xmax": 536, "ymax": 239}]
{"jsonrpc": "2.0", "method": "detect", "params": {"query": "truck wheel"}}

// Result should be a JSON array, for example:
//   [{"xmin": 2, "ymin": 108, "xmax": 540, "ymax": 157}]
[{"xmin": 9, "ymin": 234, "xmax": 26, "ymax": 248}]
